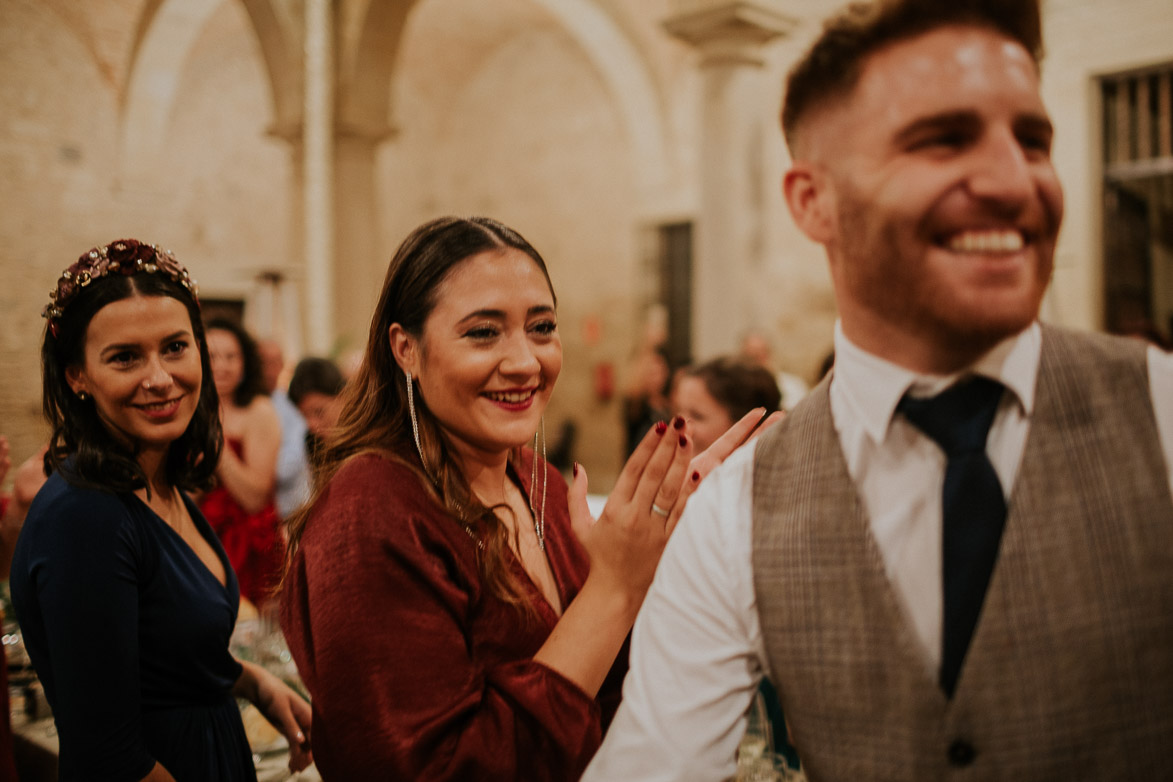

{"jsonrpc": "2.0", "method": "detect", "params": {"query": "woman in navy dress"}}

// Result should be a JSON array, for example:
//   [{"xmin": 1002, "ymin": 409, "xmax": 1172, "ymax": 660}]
[{"xmin": 10, "ymin": 239, "xmax": 311, "ymax": 782}]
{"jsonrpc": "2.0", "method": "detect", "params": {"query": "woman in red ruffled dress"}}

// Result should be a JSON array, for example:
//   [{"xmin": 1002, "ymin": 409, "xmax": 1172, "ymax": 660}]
[{"xmin": 200, "ymin": 318, "xmax": 283, "ymax": 610}]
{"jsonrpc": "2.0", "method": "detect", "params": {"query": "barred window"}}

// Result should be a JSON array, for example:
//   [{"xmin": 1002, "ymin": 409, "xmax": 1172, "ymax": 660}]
[{"xmin": 1101, "ymin": 63, "xmax": 1173, "ymax": 346}]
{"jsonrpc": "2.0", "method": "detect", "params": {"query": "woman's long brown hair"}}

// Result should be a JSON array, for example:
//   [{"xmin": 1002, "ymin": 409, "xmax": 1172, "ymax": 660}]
[{"xmin": 283, "ymin": 216, "xmax": 557, "ymax": 613}]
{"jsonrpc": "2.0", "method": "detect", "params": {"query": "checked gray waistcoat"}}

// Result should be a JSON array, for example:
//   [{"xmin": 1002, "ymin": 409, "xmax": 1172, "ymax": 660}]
[{"xmin": 751, "ymin": 327, "xmax": 1173, "ymax": 781}]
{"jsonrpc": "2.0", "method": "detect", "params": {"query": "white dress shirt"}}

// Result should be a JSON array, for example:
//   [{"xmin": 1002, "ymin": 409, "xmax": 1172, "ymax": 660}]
[{"xmin": 583, "ymin": 323, "xmax": 1173, "ymax": 782}]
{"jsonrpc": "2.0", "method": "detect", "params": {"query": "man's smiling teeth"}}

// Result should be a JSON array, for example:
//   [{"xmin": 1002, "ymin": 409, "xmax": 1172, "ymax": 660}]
[
  {"xmin": 947, "ymin": 230, "xmax": 1025, "ymax": 253},
  {"xmin": 484, "ymin": 390, "xmax": 534, "ymax": 403}
]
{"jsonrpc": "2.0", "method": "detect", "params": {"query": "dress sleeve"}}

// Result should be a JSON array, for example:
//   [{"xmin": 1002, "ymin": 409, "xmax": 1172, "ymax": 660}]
[
  {"xmin": 27, "ymin": 491, "xmax": 157, "ymax": 781},
  {"xmin": 282, "ymin": 458, "xmax": 602, "ymax": 781}
]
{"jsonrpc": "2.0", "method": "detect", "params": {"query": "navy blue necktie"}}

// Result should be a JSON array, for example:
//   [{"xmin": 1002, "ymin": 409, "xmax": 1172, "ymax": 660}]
[{"xmin": 898, "ymin": 376, "xmax": 1007, "ymax": 697}]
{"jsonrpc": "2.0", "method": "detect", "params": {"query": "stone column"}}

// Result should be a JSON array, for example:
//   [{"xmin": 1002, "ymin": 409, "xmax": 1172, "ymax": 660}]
[
  {"xmin": 664, "ymin": 1, "xmax": 794, "ymax": 360},
  {"xmin": 332, "ymin": 123, "xmax": 394, "ymax": 351},
  {"xmin": 303, "ymin": 0, "xmax": 335, "ymax": 355}
]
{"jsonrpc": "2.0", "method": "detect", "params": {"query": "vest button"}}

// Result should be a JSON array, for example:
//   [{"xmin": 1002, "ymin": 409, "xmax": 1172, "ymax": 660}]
[{"xmin": 947, "ymin": 739, "xmax": 976, "ymax": 767}]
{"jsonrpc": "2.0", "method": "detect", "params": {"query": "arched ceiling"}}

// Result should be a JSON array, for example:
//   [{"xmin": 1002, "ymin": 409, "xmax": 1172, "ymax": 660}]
[{"xmin": 120, "ymin": 0, "xmax": 673, "ymax": 206}]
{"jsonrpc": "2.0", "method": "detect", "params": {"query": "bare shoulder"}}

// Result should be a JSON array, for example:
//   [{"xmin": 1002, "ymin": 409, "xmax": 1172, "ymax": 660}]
[{"xmin": 244, "ymin": 395, "xmax": 281, "ymax": 431}]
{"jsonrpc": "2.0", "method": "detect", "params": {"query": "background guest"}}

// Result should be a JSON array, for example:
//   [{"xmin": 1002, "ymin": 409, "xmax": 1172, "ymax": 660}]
[
  {"xmin": 286, "ymin": 356, "xmax": 345, "ymax": 454},
  {"xmin": 256, "ymin": 338, "xmax": 312, "ymax": 520},
  {"xmin": 0, "ymin": 441, "xmax": 49, "ymax": 578},
  {"xmin": 201, "ymin": 318, "xmax": 283, "ymax": 610},
  {"xmin": 671, "ymin": 356, "xmax": 781, "ymax": 452},
  {"xmin": 620, "ymin": 346, "xmax": 671, "ymax": 458},
  {"xmin": 0, "ymin": 436, "xmax": 45, "ymax": 782},
  {"xmin": 738, "ymin": 329, "xmax": 811, "ymax": 411}
]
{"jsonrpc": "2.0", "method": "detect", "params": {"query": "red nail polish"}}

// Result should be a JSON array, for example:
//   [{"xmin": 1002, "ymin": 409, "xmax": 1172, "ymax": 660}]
[
  {"xmin": 573, "ymin": 461, "xmax": 580, "ymax": 477},
  {"xmin": 679, "ymin": 435, "xmax": 687, "ymax": 447},
  {"xmin": 691, "ymin": 471, "xmax": 701, "ymax": 482},
  {"xmin": 655, "ymin": 421, "xmax": 668, "ymax": 435},
  {"xmin": 673, "ymin": 415, "xmax": 685, "ymax": 430}
]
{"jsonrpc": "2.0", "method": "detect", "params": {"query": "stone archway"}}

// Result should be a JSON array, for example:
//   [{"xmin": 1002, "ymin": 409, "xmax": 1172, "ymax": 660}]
[
  {"xmin": 117, "ymin": 0, "xmax": 300, "ymax": 342},
  {"xmin": 340, "ymin": 0, "xmax": 418, "ymax": 138},
  {"xmin": 120, "ymin": 0, "xmax": 225, "ymax": 175},
  {"xmin": 121, "ymin": 0, "xmax": 301, "ymax": 173},
  {"xmin": 526, "ymin": 0, "xmax": 673, "ymax": 210},
  {"xmin": 118, "ymin": 0, "xmax": 676, "ymax": 351},
  {"xmin": 340, "ymin": 0, "xmax": 674, "ymax": 214}
]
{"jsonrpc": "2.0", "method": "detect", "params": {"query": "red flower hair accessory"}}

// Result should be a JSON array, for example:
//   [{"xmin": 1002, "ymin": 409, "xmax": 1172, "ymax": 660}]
[{"xmin": 43, "ymin": 239, "xmax": 199, "ymax": 337}]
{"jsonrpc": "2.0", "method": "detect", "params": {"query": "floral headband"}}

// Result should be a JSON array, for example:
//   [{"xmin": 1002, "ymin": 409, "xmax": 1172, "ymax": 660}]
[{"xmin": 43, "ymin": 239, "xmax": 199, "ymax": 338}]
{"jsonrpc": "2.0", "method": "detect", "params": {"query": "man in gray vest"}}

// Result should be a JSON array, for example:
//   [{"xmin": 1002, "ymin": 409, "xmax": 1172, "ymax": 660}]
[{"xmin": 584, "ymin": 0, "xmax": 1173, "ymax": 779}]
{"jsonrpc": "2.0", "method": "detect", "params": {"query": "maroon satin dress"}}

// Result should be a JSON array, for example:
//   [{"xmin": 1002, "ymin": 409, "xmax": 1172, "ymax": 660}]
[{"xmin": 280, "ymin": 450, "xmax": 626, "ymax": 781}]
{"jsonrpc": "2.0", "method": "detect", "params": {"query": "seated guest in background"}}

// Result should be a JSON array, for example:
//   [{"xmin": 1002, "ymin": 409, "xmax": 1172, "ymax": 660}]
[
  {"xmin": 201, "ymin": 318, "xmax": 283, "ymax": 610},
  {"xmin": 286, "ymin": 356, "xmax": 345, "ymax": 459},
  {"xmin": 585, "ymin": 0, "xmax": 1173, "ymax": 779},
  {"xmin": 11, "ymin": 239, "xmax": 310, "ymax": 781},
  {"xmin": 257, "ymin": 338, "xmax": 311, "ymax": 520},
  {"xmin": 672, "ymin": 356, "xmax": 782, "ymax": 452},
  {"xmin": 279, "ymin": 216, "xmax": 765, "ymax": 781}
]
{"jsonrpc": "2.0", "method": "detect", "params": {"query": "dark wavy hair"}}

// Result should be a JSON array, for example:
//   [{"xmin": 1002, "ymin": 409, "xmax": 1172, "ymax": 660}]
[
  {"xmin": 204, "ymin": 317, "xmax": 268, "ymax": 408},
  {"xmin": 685, "ymin": 357, "xmax": 782, "ymax": 422},
  {"xmin": 284, "ymin": 216, "xmax": 556, "ymax": 614},
  {"xmin": 781, "ymin": 0, "xmax": 1043, "ymax": 152},
  {"xmin": 42, "ymin": 266, "xmax": 222, "ymax": 496},
  {"xmin": 287, "ymin": 357, "xmax": 345, "ymax": 406}
]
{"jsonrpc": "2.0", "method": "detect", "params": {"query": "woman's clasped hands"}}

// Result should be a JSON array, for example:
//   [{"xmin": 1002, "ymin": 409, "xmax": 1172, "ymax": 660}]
[{"xmin": 233, "ymin": 661, "xmax": 314, "ymax": 773}]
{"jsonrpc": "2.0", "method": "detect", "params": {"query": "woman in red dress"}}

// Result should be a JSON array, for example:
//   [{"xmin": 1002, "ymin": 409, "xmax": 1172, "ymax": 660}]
[
  {"xmin": 280, "ymin": 217, "xmax": 769, "ymax": 780},
  {"xmin": 200, "ymin": 318, "xmax": 283, "ymax": 609}
]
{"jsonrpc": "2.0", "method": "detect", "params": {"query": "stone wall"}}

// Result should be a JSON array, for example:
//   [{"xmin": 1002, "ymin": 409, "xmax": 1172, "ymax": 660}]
[{"xmin": 0, "ymin": 0, "xmax": 293, "ymax": 475}]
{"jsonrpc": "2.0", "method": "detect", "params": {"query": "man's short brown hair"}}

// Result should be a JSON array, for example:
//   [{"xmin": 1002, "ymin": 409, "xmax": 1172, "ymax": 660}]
[{"xmin": 781, "ymin": 0, "xmax": 1043, "ymax": 153}]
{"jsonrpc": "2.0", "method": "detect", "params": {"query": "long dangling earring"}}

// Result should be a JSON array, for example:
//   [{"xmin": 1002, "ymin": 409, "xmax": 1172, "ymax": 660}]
[
  {"xmin": 406, "ymin": 371, "xmax": 433, "ymax": 480},
  {"xmin": 528, "ymin": 417, "xmax": 548, "ymax": 552}
]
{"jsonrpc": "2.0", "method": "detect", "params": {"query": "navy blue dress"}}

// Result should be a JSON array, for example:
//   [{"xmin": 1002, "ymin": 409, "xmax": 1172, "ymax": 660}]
[{"xmin": 10, "ymin": 472, "xmax": 256, "ymax": 782}]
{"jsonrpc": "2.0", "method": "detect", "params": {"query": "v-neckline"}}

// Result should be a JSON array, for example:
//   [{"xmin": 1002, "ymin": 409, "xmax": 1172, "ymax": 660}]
[
  {"xmin": 133, "ymin": 491, "xmax": 232, "ymax": 593},
  {"xmin": 503, "ymin": 461, "xmax": 565, "ymax": 621}
]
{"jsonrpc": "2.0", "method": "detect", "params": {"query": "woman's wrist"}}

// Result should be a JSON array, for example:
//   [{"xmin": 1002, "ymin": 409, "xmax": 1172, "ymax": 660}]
[
  {"xmin": 232, "ymin": 659, "xmax": 262, "ymax": 702},
  {"xmin": 578, "ymin": 572, "xmax": 643, "ymax": 629}
]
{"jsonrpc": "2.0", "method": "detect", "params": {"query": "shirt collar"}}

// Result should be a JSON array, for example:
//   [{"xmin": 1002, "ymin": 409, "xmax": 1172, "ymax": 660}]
[{"xmin": 832, "ymin": 321, "xmax": 1040, "ymax": 446}]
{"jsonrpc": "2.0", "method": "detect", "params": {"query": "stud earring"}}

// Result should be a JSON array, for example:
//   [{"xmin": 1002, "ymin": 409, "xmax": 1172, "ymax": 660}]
[{"xmin": 77, "ymin": 390, "xmax": 89, "ymax": 401}]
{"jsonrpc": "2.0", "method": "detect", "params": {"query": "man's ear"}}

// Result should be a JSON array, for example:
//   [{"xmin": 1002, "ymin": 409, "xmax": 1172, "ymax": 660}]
[
  {"xmin": 64, "ymin": 365, "xmax": 87, "ymax": 396},
  {"xmin": 783, "ymin": 161, "xmax": 836, "ymax": 246},
  {"xmin": 388, "ymin": 324, "xmax": 419, "ymax": 376}
]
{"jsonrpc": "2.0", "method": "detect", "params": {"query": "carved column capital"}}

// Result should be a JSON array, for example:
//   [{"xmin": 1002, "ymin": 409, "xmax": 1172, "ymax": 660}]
[{"xmin": 663, "ymin": 0, "xmax": 796, "ymax": 66}]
